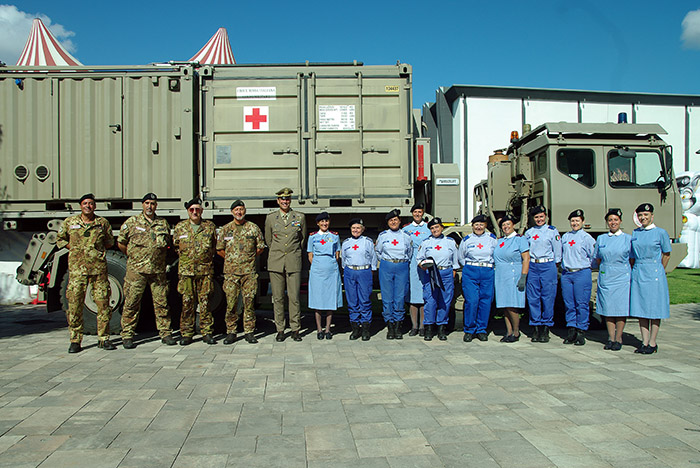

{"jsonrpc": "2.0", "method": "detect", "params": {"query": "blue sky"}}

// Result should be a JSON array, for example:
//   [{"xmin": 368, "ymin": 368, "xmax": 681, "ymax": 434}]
[{"xmin": 2, "ymin": 1, "xmax": 700, "ymax": 106}]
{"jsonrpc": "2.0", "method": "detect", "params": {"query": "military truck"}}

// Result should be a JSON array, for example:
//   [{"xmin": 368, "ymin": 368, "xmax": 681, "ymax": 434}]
[{"xmin": 1, "ymin": 62, "xmax": 458, "ymax": 333}]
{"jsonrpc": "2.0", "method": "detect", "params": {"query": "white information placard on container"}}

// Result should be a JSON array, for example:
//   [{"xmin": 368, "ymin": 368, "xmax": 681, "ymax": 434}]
[
  {"xmin": 318, "ymin": 105, "xmax": 356, "ymax": 130},
  {"xmin": 236, "ymin": 87, "xmax": 276, "ymax": 100}
]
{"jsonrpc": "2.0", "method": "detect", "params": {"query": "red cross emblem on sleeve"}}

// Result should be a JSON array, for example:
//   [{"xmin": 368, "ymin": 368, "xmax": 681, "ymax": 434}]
[
  {"xmin": 352, "ymin": 244, "xmax": 359, "ymax": 250},
  {"xmin": 533, "ymin": 234, "xmax": 540, "ymax": 240},
  {"xmin": 391, "ymin": 239, "xmax": 399, "ymax": 246},
  {"xmin": 568, "ymin": 240, "xmax": 575, "ymax": 246},
  {"xmin": 244, "ymin": 106, "xmax": 269, "ymax": 131}
]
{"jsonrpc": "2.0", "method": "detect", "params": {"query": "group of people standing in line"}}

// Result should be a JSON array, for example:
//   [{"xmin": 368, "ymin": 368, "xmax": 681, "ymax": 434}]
[{"xmin": 56, "ymin": 187, "xmax": 672, "ymax": 356}]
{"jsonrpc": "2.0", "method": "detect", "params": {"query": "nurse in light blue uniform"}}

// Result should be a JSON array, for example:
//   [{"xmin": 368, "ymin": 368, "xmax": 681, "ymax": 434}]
[
  {"xmin": 493, "ymin": 215, "xmax": 530, "ymax": 343},
  {"xmin": 402, "ymin": 203, "xmax": 431, "ymax": 337},
  {"xmin": 341, "ymin": 217, "xmax": 377, "ymax": 341},
  {"xmin": 307, "ymin": 212, "xmax": 342, "ymax": 340},
  {"xmin": 561, "ymin": 209, "xmax": 596, "ymax": 346},
  {"xmin": 376, "ymin": 209, "xmax": 413, "ymax": 339},
  {"xmin": 524, "ymin": 206, "xmax": 562, "ymax": 343},
  {"xmin": 416, "ymin": 217, "xmax": 459, "ymax": 341},
  {"xmin": 593, "ymin": 208, "xmax": 632, "ymax": 351},
  {"xmin": 458, "ymin": 214, "xmax": 497, "ymax": 342},
  {"xmin": 630, "ymin": 203, "xmax": 672, "ymax": 355}
]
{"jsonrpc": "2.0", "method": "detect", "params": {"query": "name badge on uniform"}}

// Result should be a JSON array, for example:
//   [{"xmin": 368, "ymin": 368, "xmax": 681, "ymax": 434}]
[
  {"xmin": 179, "ymin": 235, "xmax": 188, "ymax": 239},
  {"xmin": 70, "ymin": 225, "xmax": 81, "ymax": 229},
  {"xmin": 135, "ymin": 226, "xmax": 146, "ymax": 232}
]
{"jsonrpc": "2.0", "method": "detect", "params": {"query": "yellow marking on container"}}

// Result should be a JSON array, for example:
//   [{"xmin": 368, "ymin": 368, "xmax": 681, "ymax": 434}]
[{"xmin": 385, "ymin": 85, "xmax": 400, "ymax": 93}]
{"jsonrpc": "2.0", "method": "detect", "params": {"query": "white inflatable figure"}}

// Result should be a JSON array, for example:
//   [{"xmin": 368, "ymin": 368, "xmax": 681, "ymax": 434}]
[{"xmin": 677, "ymin": 171, "xmax": 700, "ymax": 268}]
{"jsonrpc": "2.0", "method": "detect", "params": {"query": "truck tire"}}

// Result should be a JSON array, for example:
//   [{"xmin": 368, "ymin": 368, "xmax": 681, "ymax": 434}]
[{"xmin": 59, "ymin": 250, "xmax": 127, "ymax": 335}]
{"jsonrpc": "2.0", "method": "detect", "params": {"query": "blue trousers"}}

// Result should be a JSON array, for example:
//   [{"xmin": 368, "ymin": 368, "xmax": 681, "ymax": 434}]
[
  {"xmin": 344, "ymin": 267, "xmax": 373, "ymax": 323},
  {"xmin": 526, "ymin": 262, "xmax": 557, "ymax": 326},
  {"xmin": 461, "ymin": 265, "xmax": 494, "ymax": 334},
  {"xmin": 378, "ymin": 261, "xmax": 409, "ymax": 322},
  {"xmin": 421, "ymin": 268, "xmax": 454, "ymax": 326},
  {"xmin": 561, "ymin": 268, "xmax": 591, "ymax": 330}
]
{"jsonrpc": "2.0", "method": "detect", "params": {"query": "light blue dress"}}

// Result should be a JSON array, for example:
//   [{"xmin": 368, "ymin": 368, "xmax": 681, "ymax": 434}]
[
  {"xmin": 493, "ymin": 234, "xmax": 529, "ymax": 308},
  {"xmin": 594, "ymin": 232, "xmax": 632, "ymax": 317},
  {"xmin": 629, "ymin": 226, "xmax": 672, "ymax": 319},
  {"xmin": 402, "ymin": 221, "xmax": 431, "ymax": 304},
  {"xmin": 307, "ymin": 230, "xmax": 343, "ymax": 310}
]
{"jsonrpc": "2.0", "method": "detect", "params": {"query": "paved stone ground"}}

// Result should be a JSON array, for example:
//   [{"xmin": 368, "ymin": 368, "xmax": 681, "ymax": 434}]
[{"xmin": 0, "ymin": 304, "xmax": 699, "ymax": 468}]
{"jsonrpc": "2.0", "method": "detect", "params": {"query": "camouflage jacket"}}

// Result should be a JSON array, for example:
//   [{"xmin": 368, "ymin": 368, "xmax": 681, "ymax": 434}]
[
  {"xmin": 56, "ymin": 215, "xmax": 114, "ymax": 275},
  {"xmin": 173, "ymin": 219, "xmax": 216, "ymax": 276},
  {"xmin": 217, "ymin": 220, "xmax": 265, "ymax": 275},
  {"xmin": 117, "ymin": 213, "xmax": 170, "ymax": 274}
]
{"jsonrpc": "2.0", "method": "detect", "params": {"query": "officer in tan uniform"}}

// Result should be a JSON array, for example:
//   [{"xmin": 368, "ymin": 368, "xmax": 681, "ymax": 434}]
[
  {"xmin": 217, "ymin": 200, "xmax": 266, "ymax": 344},
  {"xmin": 56, "ymin": 193, "xmax": 115, "ymax": 353},
  {"xmin": 265, "ymin": 188, "xmax": 307, "ymax": 341},
  {"xmin": 173, "ymin": 198, "xmax": 217, "ymax": 346},
  {"xmin": 117, "ymin": 193, "xmax": 176, "ymax": 348}
]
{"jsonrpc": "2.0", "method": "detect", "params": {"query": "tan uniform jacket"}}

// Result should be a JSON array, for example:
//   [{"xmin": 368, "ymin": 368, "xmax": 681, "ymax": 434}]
[
  {"xmin": 217, "ymin": 220, "xmax": 266, "ymax": 275},
  {"xmin": 117, "ymin": 214, "xmax": 170, "ymax": 274},
  {"xmin": 264, "ymin": 209, "xmax": 306, "ymax": 273},
  {"xmin": 56, "ymin": 215, "xmax": 114, "ymax": 275},
  {"xmin": 173, "ymin": 220, "xmax": 217, "ymax": 276}
]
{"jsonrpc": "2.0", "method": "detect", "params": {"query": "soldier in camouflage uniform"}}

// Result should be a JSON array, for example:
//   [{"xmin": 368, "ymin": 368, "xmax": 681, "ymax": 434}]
[
  {"xmin": 173, "ymin": 198, "xmax": 217, "ymax": 346},
  {"xmin": 56, "ymin": 193, "xmax": 115, "ymax": 353},
  {"xmin": 117, "ymin": 193, "xmax": 176, "ymax": 348},
  {"xmin": 217, "ymin": 200, "xmax": 266, "ymax": 344}
]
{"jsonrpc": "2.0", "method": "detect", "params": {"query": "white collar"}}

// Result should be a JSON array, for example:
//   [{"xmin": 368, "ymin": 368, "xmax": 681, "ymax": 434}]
[
  {"xmin": 608, "ymin": 230, "xmax": 623, "ymax": 236},
  {"xmin": 644, "ymin": 223, "xmax": 657, "ymax": 230},
  {"xmin": 505, "ymin": 232, "xmax": 517, "ymax": 239},
  {"xmin": 411, "ymin": 221, "xmax": 425, "ymax": 227}
]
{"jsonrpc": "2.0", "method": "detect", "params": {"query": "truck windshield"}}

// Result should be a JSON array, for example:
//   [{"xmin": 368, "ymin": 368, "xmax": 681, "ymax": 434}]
[{"xmin": 608, "ymin": 149, "xmax": 663, "ymax": 188}]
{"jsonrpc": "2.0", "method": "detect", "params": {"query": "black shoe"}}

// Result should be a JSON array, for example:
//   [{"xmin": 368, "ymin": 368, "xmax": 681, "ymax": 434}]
[
  {"xmin": 604, "ymin": 340, "xmax": 613, "ymax": 350},
  {"xmin": 610, "ymin": 341, "xmax": 622, "ymax": 351},
  {"xmin": 180, "ymin": 336, "xmax": 194, "ymax": 346},
  {"xmin": 476, "ymin": 332, "xmax": 488, "ymax": 342},
  {"xmin": 243, "ymin": 333, "xmax": 257, "ymax": 344},
  {"xmin": 437, "ymin": 325, "xmax": 447, "ymax": 341},
  {"xmin": 386, "ymin": 322, "xmax": 395, "ymax": 340},
  {"xmin": 540, "ymin": 326, "xmax": 550, "ymax": 343},
  {"xmin": 161, "ymin": 335, "xmax": 177, "ymax": 346},
  {"xmin": 634, "ymin": 344, "xmax": 648, "ymax": 354},
  {"xmin": 408, "ymin": 328, "xmax": 419, "ymax": 337},
  {"xmin": 644, "ymin": 345, "xmax": 658, "ymax": 354},
  {"xmin": 463, "ymin": 333, "xmax": 473, "ymax": 343},
  {"xmin": 203, "ymin": 334, "xmax": 217, "ymax": 345},
  {"xmin": 325, "ymin": 332, "xmax": 332, "ymax": 340},
  {"xmin": 223, "ymin": 333, "xmax": 236, "ymax": 345},
  {"xmin": 423, "ymin": 324, "xmax": 433, "ymax": 341},
  {"xmin": 509, "ymin": 333, "xmax": 520, "ymax": 342},
  {"xmin": 317, "ymin": 331, "xmax": 324, "ymax": 340},
  {"xmin": 68, "ymin": 342, "xmax": 82, "ymax": 354},
  {"xmin": 349, "ymin": 323, "xmax": 361, "ymax": 340},
  {"xmin": 275, "ymin": 332, "xmax": 285, "ymax": 342},
  {"xmin": 98, "ymin": 339, "xmax": 116, "ymax": 350},
  {"xmin": 418, "ymin": 328, "xmax": 424, "ymax": 337},
  {"xmin": 531, "ymin": 326, "xmax": 541, "ymax": 342},
  {"xmin": 563, "ymin": 327, "xmax": 577, "ymax": 345},
  {"xmin": 122, "ymin": 338, "xmax": 136, "ymax": 349},
  {"xmin": 394, "ymin": 321, "xmax": 403, "ymax": 340},
  {"xmin": 574, "ymin": 330, "xmax": 586, "ymax": 346},
  {"xmin": 361, "ymin": 323, "xmax": 370, "ymax": 341},
  {"xmin": 292, "ymin": 331, "xmax": 302, "ymax": 342},
  {"xmin": 500, "ymin": 334, "xmax": 510, "ymax": 343}
]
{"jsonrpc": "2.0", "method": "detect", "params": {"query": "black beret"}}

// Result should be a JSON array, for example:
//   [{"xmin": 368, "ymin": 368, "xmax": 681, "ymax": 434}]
[
  {"xmin": 568, "ymin": 209, "xmax": 584, "ymax": 220},
  {"xmin": 605, "ymin": 208, "xmax": 623, "ymax": 220},
  {"xmin": 410, "ymin": 203, "xmax": 424, "ymax": 213},
  {"xmin": 471, "ymin": 214, "xmax": 487, "ymax": 224},
  {"xmin": 529, "ymin": 205, "xmax": 546, "ymax": 216},
  {"xmin": 348, "ymin": 218, "xmax": 364, "ymax": 227},
  {"xmin": 230, "ymin": 199, "xmax": 245, "ymax": 210},
  {"xmin": 385, "ymin": 209, "xmax": 401, "ymax": 221},
  {"xmin": 315, "ymin": 211, "xmax": 330, "ymax": 222},
  {"xmin": 498, "ymin": 214, "xmax": 516, "ymax": 228},
  {"xmin": 79, "ymin": 193, "xmax": 95, "ymax": 203},
  {"xmin": 184, "ymin": 198, "xmax": 202, "ymax": 209},
  {"xmin": 427, "ymin": 217, "xmax": 442, "ymax": 228},
  {"xmin": 635, "ymin": 203, "xmax": 654, "ymax": 214},
  {"xmin": 141, "ymin": 192, "xmax": 158, "ymax": 202}
]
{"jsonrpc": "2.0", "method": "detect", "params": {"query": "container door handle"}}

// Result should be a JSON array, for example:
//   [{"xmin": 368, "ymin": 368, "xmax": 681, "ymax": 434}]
[{"xmin": 109, "ymin": 124, "xmax": 122, "ymax": 133}]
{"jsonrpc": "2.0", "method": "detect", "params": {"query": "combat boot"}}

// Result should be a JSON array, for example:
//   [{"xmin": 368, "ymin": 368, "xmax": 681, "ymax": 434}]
[
  {"xmin": 349, "ymin": 323, "xmax": 361, "ymax": 340},
  {"xmin": 563, "ymin": 327, "xmax": 576, "ymax": 344},
  {"xmin": 394, "ymin": 321, "xmax": 403, "ymax": 340},
  {"xmin": 223, "ymin": 333, "xmax": 236, "ymax": 345},
  {"xmin": 531, "ymin": 326, "xmax": 541, "ymax": 343},
  {"xmin": 361, "ymin": 323, "xmax": 371, "ymax": 341},
  {"xmin": 437, "ymin": 324, "xmax": 448, "ymax": 341},
  {"xmin": 98, "ymin": 339, "xmax": 116, "ymax": 350},
  {"xmin": 180, "ymin": 336, "xmax": 193, "ymax": 346},
  {"xmin": 386, "ymin": 322, "xmax": 395, "ymax": 340},
  {"xmin": 68, "ymin": 342, "xmax": 82, "ymax": 354},
  {"xmin": 574, "ymin": 329, "xmax": 586, "ymax": 346},
  {"xmin": 161, "ymin": 335, "xmax": 177, "ymax": 346},
  {"xmin": 423, "ymin": 324, "xmax": 434, "ymax": 341},
  {"xmin": 540, "ymin": 326, "xmax": 550, "ymax": 343},
  {"xmin": 243, "ymin": 333, "xmax": 257, "ymax": 344},
  {"xmin": 203, "ymin": 334, "xmax": 217, "ymax": 345},
  {"xmin": 122, "ymin": 338, "xmax": 136, "ymax": 349}
]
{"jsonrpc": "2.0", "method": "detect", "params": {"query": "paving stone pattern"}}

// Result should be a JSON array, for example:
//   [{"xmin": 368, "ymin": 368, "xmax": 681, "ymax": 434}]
[{"xmin": 0, "ymin": 304, "xmax": 699, "ymax": 467}]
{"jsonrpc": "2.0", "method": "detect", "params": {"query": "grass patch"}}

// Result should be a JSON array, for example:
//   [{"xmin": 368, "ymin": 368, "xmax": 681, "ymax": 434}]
[{"xmin": 668, "ymin": 268, "xmax": 700, "ymax": 304}]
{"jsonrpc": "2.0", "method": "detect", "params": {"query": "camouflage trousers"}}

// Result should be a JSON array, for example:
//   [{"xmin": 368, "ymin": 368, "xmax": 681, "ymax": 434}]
[
  {"xmin": 66, "ymin": 271, "xmax": 111, "ymax": 343},
  {"xmin": 223, "ymin": 272, "xmax": 258, "ymax": 334},
  {"xmin": 120, "ymin": 269, "xmax": 171, "ymax": 339},
  {"xmin": 178, "ymin": 274, "xmax": 214, "ymax": 337}
]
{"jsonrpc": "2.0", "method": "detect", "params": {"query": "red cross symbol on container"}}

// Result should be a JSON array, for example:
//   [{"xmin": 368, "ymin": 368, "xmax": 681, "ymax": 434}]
[
  {"xmin": 568, "ymin": 240, "xmax": 576, "ymax": 246},
  {"xmin": 435, "ymin": 245, "xmax": 442, "ymax": 250},
  {"xmin": 246, "ymin": 108, "xmax": 267, "ymax": 129},
  {"xmin": 243, "ymin": 106, "xmax": 269, "ymax": 131},
  {"xmin": 352, "ymin": 244, "xmax": 359, "ymax": 250},
  {"xmin": 533, "ymin": 234, "xmax": 540, "ymax": 240},
  {"xmin": 391, "ymin": 239, "xmax": 399, "ymax": 246},
  {"xmin": 477, "ymin": 243, "xmax": 483, "ymax": 249}
]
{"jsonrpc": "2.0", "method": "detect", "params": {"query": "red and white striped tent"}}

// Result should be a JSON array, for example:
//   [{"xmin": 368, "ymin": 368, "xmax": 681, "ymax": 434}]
[
  {"xmin": 16, "ymin": 18, "xmax": 82, "ymax": 66},
  {"xmin": 189, "ymin": 28, "xmax": 236, "ymax": 65}
]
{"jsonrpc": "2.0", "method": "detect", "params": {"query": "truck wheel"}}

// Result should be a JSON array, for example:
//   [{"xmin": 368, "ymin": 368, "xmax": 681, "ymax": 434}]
[{"xmin": 59, "ymin": 250, "xmax": 127, "ymax": 335}]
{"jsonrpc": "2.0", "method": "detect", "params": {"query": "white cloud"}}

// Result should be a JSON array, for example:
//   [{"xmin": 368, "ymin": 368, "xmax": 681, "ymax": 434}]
[
  {"xmin": 0, "ymin": 5, "xmax": 78, "ymax": 65},
  {"xmin": 682, "ymin": 9, "xmax": 700, "ymax": 49}
]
